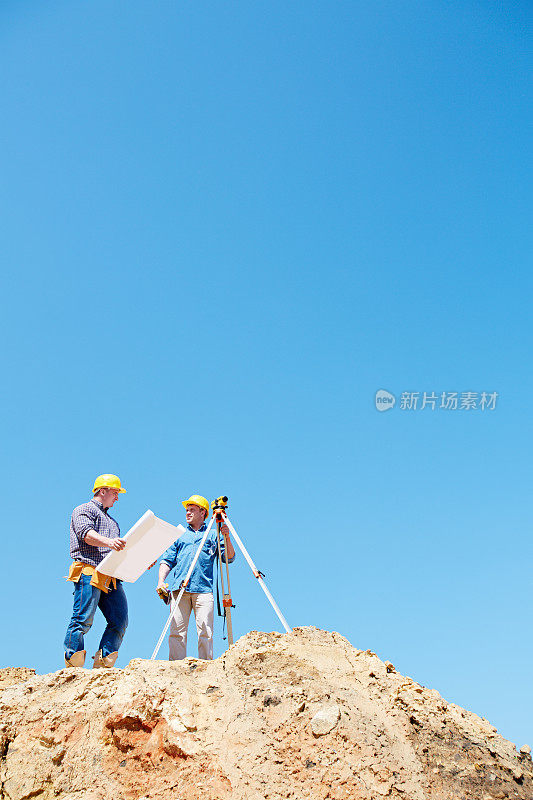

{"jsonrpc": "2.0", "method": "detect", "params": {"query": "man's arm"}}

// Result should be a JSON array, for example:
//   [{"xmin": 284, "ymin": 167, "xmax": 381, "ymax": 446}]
[
  {"xmin": 72, "ymin": 505, "xmax": 125, "ymax": 552},
  {"xmin": 220, "ymin": 524, "xmax": 235, "ymax": 562},
  {"xmin": 156, "ymin": 539, "xmax": 177, "ymax": 592},
  {"xmin": 84, "ymin": 528, "xmax": 125, "ymax": 551},
  {"xmin": 157, "ymin": 562, "xmax": 171, "ymax": 591}
]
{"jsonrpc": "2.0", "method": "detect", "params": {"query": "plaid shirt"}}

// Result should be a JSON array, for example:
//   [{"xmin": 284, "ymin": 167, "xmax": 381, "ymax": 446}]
[{"xmin": 69, "ymin": 498, "xmax": 121, "ymax": 568}]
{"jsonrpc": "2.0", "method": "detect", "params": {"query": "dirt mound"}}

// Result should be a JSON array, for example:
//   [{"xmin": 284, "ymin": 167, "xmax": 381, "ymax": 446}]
[{"xmin": 0, "ymin": 627, "xmax": 531, "ymax": 799}]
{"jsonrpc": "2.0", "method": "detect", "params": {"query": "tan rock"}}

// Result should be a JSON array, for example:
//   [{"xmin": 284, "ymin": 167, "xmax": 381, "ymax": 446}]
[
  {"xmin": 0, "ymin": 627, "xmax": 531, "ymax": 800},
  {"xmin": 310, "ymin": 704, "xmax": 340, "ymax": 736}
]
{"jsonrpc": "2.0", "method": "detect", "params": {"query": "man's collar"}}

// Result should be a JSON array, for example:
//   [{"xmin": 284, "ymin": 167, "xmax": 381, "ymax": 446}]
[
  {"xmin": 187, "ymin": 523, "xmax": 207, "ymax": 533},
  {"xmin": 91, "ymin": 498, "xmax": 108, "ymax": 512}
]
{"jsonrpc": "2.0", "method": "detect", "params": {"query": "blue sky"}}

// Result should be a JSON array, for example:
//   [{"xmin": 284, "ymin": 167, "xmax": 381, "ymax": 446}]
[{"xmin": 0, "ymin": 1, "xmax": 531, "ymax": 748}]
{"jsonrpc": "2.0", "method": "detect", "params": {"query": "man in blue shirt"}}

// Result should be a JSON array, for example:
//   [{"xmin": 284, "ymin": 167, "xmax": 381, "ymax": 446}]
[{"xmin": 157, "ymin": 494, "xmax": 235, "ymax": 660}]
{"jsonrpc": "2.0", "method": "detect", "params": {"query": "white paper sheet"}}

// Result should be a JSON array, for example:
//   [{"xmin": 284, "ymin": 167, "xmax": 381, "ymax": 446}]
[{"xmin": 97, "ymin": 510, "xmax": 184, "ymax": 582}]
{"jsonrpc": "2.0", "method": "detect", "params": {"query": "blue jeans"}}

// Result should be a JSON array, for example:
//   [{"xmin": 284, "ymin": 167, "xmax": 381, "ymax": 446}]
[{"xmin": 64, "ymin": 573, "xmax": 128, "ymax": 659}]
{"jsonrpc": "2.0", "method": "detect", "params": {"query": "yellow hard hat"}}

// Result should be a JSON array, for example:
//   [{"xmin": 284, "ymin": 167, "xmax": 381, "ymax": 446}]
[
  {"xmin": 181, "ymin": 494, "xmax": 210, "ymax": 517},
  {"xmin": 93, "ymin": 474, "xmax": 126, "ymax": 494}
]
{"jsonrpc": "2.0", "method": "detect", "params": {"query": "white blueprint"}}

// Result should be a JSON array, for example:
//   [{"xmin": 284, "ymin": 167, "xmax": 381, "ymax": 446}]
[{"xmin": 98, "ymin": 510, "xmax": 184, "ymax": 582}]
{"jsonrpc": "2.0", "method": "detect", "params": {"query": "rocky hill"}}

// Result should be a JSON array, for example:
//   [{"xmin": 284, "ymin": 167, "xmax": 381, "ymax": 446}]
[{"xmin": 0, "ymin": 627, "xmax": 531, "ymax": 800}]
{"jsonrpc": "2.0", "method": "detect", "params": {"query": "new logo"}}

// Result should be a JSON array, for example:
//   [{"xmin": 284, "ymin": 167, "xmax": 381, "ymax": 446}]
[{"xmin": 375, "ymin": 389, "xmax": 396, "ymax": 412}]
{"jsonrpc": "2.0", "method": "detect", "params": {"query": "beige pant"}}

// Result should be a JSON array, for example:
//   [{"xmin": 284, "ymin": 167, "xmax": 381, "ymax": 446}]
[{"xmin": 169, "ymin": 591, "xmax": 214, "ymax": 660}]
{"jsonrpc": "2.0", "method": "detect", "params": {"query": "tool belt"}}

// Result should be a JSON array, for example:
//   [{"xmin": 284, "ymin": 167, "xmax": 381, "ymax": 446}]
[{"xmin": 66, "ymin": 562, "xmax": 117, "ymax": 593}]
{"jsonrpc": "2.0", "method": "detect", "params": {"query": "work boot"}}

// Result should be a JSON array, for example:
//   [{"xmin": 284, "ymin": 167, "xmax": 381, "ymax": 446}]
[
  {"xmin": 64, "ymin": 650, "xmax": 86, "ymax": 668},
  {"xmin": 93, "ymin": 649, "xmax": 118, "ymax": 669}
]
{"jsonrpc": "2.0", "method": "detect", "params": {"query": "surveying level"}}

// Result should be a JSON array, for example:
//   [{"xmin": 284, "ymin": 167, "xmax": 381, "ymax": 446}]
[
  {"xmin": 212, "ymin": 495, "xmax": 229, "ymax": 527},
  {"xmin": 150, "ymin": 495, "xmax": 291, "ymax": 660},
  {"xmin": 212, "ymin": 495, "xmax": 228, "ymax": 513}
]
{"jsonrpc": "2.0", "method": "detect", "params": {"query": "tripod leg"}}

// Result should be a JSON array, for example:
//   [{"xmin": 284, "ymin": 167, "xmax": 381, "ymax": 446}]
[
  {"xmin": 223, "ymin": 514, "xmax": 291, "ymax": 634},
  {"xmin": 216, "ymin": 522, "xmax": 226, "ymax": 621},
  {"xmin": 222, "ymin": 528, "xmax": 234, "ymax": 646},
  {"xmin": 150, "ymin": 516, "xmax": 216, "ymax": 660}
]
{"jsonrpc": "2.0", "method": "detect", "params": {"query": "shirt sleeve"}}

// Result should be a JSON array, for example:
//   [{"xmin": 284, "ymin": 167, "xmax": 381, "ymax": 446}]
[
  {"xmin": 71, "ymin": 505, "xmax": 97, "ymax": 541},
  {"xmin": 160, "ymin": 541, "xmax": 178, "ymax": 570}
]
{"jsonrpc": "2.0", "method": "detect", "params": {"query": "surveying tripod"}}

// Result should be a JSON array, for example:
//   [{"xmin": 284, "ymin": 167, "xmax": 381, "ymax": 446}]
[{"xmin": 150, "ymin": 496, "xmax": 291, "ymax": 660}]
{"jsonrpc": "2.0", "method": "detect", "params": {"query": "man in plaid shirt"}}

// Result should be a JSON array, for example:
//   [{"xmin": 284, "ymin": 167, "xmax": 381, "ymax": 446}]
[{"xmin": 63, "ymin": 474, "xmax": 128, "ymax": 669}]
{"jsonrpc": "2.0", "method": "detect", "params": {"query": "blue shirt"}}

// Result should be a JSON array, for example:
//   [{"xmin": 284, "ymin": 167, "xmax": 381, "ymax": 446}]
[
  {"xmin": 69, "ymin": 498, "xmax": 121, "ymax": 567},
  {"xmin": 160, "ymin": 523, "xmax": 235, "ymax": 594}
]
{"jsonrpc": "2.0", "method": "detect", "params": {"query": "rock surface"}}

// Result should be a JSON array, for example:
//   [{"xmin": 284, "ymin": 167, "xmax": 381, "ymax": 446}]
[
  {"xmin": 0, "ymin": 670, "xmax": 35, "ymax": 691},
  {"xmin": 0, "ymin": 627, "xmax": 531, "ymax": 800}
]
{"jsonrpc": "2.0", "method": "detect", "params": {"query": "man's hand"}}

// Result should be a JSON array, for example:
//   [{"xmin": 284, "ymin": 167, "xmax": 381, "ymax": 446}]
[
  {"xmin": 156, "ymin": 581, "xmax": 170, "ymax": 604},
  {"xmin": 221, "ymin": 523, "xmax": 231, "ymax": 539},
  {"xmin": 109, "ymin": 538, "xmax": 126, "ymax": 551}
]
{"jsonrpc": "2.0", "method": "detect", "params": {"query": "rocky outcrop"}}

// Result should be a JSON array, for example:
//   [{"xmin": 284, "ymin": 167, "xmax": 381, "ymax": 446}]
[{"xmin": 0, "ymin": 627, "xmax": 531, "ymax": 799}]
